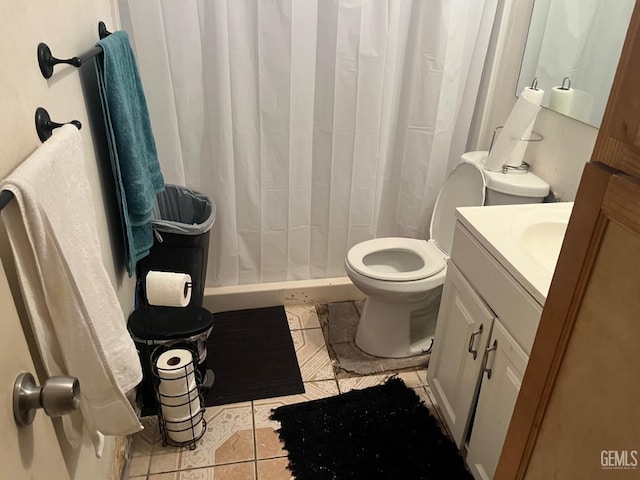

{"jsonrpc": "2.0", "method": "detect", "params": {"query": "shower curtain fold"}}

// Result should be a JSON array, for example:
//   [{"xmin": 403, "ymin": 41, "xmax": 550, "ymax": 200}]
[{"xmin": 120, "ymin": 0, "xmax": 497, "ymax": 286}]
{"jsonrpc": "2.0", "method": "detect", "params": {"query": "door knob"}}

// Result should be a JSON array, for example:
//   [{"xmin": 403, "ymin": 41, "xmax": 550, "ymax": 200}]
[{"xmin": 13, "ymin": 372, "xmax": 81, "ymax": 426}]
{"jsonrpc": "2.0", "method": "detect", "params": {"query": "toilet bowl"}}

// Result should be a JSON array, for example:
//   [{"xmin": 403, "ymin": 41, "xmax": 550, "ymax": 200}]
[
  {"xmin": 345, "ymin": 154, "xmax": 550, "ymax": 358},
  {"xmin": 345, "ymin": 238, "xmax": 448, "ymax": 358}
]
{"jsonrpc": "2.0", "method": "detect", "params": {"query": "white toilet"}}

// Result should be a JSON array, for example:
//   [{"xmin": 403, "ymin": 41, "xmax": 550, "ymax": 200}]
[{"xmin": 345, "ymin": 151, "xmax": 550, "ymax": 358}]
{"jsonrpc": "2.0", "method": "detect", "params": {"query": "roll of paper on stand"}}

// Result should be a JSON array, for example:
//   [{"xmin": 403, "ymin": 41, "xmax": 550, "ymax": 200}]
[{"xmin": 145, "ymin": 271, "xmax": 193, "ymax": 307}]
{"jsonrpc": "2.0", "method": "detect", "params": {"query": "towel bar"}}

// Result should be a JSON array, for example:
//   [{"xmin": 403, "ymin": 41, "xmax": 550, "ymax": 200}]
[
  {"xmin": 35, "ymin": 107, "xmax": 81, "ymax": 143},
  {"xmin": 0, "ymin": 107, "xmax": 80, "ymax": 211},
  {"xmin": 38, "ymin": 21, "xmax": 111, "ymax": 79},
  {"xmin": 0, "ymin": 106, "xmax": 80, "ymax": 212}
]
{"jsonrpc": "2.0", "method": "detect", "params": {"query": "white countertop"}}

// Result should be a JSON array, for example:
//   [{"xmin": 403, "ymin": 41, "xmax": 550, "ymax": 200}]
[{"xmin": 455, "ymin": 202, "xmax": 574, "ymax": 306}]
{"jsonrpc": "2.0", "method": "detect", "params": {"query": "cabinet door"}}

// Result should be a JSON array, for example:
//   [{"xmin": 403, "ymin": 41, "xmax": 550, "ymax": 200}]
[
  {"xmin": 466, "ymin": 320, "xmax": 528, "ymax": 480},
  {"xmin": 428, "ymin": 262, "xmax": 495, "ymax": 448}
]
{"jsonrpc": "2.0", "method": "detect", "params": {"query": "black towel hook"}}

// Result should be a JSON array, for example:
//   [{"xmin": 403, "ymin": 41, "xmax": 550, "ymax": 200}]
[
  {"xmin": 38, "ymin": 21, "xmax": 111, "ymax": 79},
  {"xmin": 35, "ymin": 107, "xmax": 81, "ymax": 143}
]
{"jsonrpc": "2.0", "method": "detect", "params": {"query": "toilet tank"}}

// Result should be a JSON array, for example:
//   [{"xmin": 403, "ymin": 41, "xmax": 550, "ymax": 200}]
[
  {"xmin": 461, "ymin": 151, "xmax": 550, "ymax": 206},
  {"xmin": 485, "ymin": 187, "xmax": 545, "ymax": 205},
  {"xmin": 482, "ymin": 169, "xmax": 549, "ymax": 205}
]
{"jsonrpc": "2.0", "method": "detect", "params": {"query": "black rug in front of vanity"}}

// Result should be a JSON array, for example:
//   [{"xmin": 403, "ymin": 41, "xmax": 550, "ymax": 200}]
[
  {"xmin": 204, "ymin": 306, "xmax": 304, "ymax": 406},
  {"xmin": 270, "ymin": 377, "xmax": 472, "ymax": 480}
]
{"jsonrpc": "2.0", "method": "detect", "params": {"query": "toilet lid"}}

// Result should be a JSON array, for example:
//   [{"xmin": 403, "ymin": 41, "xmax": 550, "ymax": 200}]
[
  {"xmin": 346, "ymin": 238, "xmax": 446, "ymax": 281},
  {"xmin": 429, "ymin": 161, "xmax": 485, "ymax": 255}
]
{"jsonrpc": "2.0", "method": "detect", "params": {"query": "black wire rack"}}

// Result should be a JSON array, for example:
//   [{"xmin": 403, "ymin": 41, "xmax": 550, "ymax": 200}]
[{"xmin": 150, "ymin": 341, "xmax": 207, "ymax": 449}]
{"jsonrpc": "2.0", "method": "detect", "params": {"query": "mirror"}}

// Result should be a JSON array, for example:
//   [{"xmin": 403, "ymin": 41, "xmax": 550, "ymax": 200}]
[{"xmin": 517, "ymin": 0, "xmax": 635, "ymax": 127}]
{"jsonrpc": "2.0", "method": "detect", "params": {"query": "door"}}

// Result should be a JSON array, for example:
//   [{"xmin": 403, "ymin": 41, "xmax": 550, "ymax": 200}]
[
  {"xmin": 0, "ymin": 257, "xmax": 69, "ymax": 479},
  {"xmin": 428, "ymin": 262, "xmax": 495, "ymax": 447},
  {"xmin": 466, "ymin": 320, "xmax": 528, "ymax": 480}
]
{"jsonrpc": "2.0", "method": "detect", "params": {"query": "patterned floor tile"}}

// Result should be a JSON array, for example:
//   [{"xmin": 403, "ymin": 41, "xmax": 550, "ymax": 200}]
[
  {"xmin": 337, "ymin": 374, "xmax": 390, "ymax": 393},
  {"xmin": 127, "ymin": 455, "xmax": 150, "ymax": 478},
  {"xmin": 127, "ymin": 301, "xmax": 449, "ymax": 480},
  {"xmin": 253, "ymin": 380, "xmax": 339, "ymax": 460},
  {"xmin": 396, "ymin": 371, "xmax": 423, "ymax": 389},
  {"xmin": 149, "ymin": 402, "xmax": 254, "ymax": 474},
  {"xmin": 132, "ymin": 416, "xmax": 158, "ymax": 456},
  {"xmin": 291, "ymin": 328, "xmax": 335, "ymax": 382},
  {"xmin": 256, "ymin": 457, "xmax": 293, "ymax": 480},
  {"xmin": 285, "ymin": 305, "xmax": 320, "ymax": 330},
  {"xmin": 148, "ymin": 461, "xmax": 256, "ymax": 479},
  {"xmin": 337, "ymin": 373, "xmax": 432, "ymax": 410},
  {"xmin": 422, "ymin": 385, "xmax": 448, "ymax": 432},
  {"xmin": 414, "ymin": 386, "xmax": 434, "ymax": 408},
  {"xmin": 128, "ymin": 416, "xmax": 158, "ymax": 477}
]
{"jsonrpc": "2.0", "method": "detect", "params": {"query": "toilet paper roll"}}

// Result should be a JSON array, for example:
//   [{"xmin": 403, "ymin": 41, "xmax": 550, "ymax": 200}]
[
  {"xmin": 568, "ymin": 89, "xmax": 593, "ymax": 124},
  {"xmin": 486, "ymin": 86, "xmax": 543, "ymax": 171},
  {"xmin": 159, "ymin": 380, "xmax": 201, "ymax": 420},
  {"xmin": 165, "ymin": 413, "xmax": 204, "ymax": 443},
  {"xmin": 163, "ymin": 397, "xmax": 203, "ymax": 424},
  {"xmin": 548, "ymin": 86, "xmax": 574, "ymax": 116},
  {"xmin": 156, "ymin": 349, "xmax": 196, "ymax": 391},
  {"xmin": 158, "ymin": 377, "xmax": 197, "ymax": 404},
  {"xmin": 146, "ymin": 271, "xmax": 192, "ymax": 307}
]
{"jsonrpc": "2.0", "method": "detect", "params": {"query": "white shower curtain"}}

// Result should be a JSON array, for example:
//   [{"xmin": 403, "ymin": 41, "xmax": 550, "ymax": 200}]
[{"xmin": 119, "ymin": 0, "xmax": 497, "ymax": 286}]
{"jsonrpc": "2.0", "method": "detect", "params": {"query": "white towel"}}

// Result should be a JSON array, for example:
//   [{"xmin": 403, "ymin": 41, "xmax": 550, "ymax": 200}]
[{"xmin": 0, "ymin": 125, "xmax": 142, "ymax": 456}]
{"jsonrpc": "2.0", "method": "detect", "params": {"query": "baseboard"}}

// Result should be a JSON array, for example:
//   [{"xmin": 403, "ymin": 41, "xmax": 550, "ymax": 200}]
[{"xmin": 203, "ymin": 277, "xmax": 365, "ymax": 313}]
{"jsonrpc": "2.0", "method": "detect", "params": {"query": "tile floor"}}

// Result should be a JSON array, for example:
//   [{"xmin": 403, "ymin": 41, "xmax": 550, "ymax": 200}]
[{"xmin": 125, "ymin": 304, "xmax": 444, "ymax": 480}]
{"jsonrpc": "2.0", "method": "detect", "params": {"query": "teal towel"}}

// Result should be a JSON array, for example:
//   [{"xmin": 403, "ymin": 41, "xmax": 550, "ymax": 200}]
[{"xmin": 95, "ymin": 31, "xmax": 164, "ymax": 275}]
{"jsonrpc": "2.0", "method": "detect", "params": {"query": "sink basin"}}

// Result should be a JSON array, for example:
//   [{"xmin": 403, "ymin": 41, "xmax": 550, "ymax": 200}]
[
  {"xmin": 456, "ymin": 202, "xmax": 574, "ymax": 305},
  {"xmin": 512, "ymin": 208, "xmax": 572, "ymax": 273}
]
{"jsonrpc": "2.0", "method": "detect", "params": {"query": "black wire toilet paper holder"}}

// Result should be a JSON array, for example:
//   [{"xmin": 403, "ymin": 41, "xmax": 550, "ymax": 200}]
[
  {"xmin": 133, "ymin": 275, "xmax": 209, "ymax": 450},
  {"xmin": 489, "ymin": 126, "xmax": 544, "ymax": 174},
  {"xmin": 150, "ymin": 342, "xmax": 207, "ymax": 450},
  {"xmin": 183, "ymin": 281, "xmax": 193, "ymax": 299}
]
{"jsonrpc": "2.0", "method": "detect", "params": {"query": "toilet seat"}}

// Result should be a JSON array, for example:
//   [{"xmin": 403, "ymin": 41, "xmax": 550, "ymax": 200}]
[{"xmin": 346, "ymin": 238, "xmax": 446, "ymax": 282}]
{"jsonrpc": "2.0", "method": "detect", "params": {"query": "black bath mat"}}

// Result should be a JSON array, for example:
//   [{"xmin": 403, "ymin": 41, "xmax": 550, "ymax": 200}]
[
  {"xmin": 204, "ymin": 305, "xmax": 304, "ymax": 406},
  {"xmin": 270, "ymin": 377, "xmax": 472, "ymax": 480}
]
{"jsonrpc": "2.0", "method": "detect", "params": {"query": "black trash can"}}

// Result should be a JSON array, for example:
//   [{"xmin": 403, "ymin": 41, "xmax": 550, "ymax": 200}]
[
  {"xmin": 128, "ymin": 305, "xmax": 215, "ymax": 413},
  {"xmin": 137, "ymin": 185, "xmax": 216, "ymax": 307}
]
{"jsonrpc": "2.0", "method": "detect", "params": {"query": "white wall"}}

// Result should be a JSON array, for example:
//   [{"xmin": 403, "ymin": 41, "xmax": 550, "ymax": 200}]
[
  {"xmin": 469, "ymin": 0, "xmax": 599, "ymax": 201},
  {"xmin": 1, "ymin": 1, "xmax": 132, "ymax": 478}
]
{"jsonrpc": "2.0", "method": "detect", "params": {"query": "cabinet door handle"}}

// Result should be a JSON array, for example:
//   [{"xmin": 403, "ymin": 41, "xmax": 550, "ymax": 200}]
[
  {"xmin": 482, "ymin": 340, "xmax": 498, "ymax": 379},
  {"xmin": 467, "ymin": 324, "xmax": 484, "ymax": 360}
]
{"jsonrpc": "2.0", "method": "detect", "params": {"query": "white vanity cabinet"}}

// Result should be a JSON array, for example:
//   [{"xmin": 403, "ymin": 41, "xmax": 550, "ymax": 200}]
[
  {"xmin": 427, "ymin": 262, "xmax": 495, "ymax": 448},
  {"xmin": 465, "ymin": 320, "xmax": 529, "ymax": 479},
  {"xmin": 428, "ymin": 218, "xmax": 544, "ymax": 479}
]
